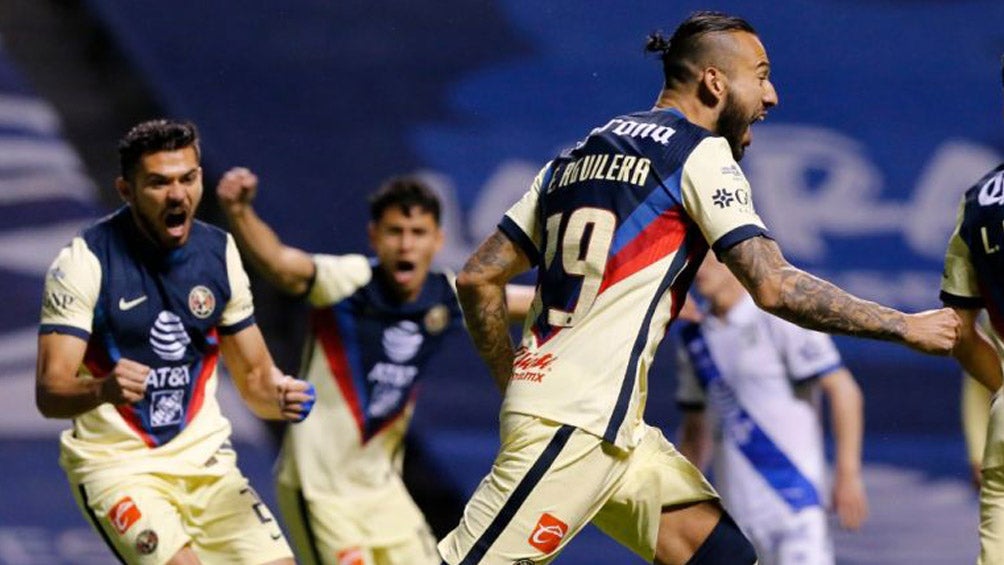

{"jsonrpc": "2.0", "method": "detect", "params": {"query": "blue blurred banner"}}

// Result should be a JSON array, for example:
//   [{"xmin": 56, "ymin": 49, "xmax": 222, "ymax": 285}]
[
  {"xmin": 0, "ymin": 44, "xmax": 108, "ymax": 563},
  {"xmin": 81, "ymin": 1, "xmax": 1004, "ymax": 303},
  {"xmin": 0, "ymin": 52, "xmax": 97, "ymax": 435}
]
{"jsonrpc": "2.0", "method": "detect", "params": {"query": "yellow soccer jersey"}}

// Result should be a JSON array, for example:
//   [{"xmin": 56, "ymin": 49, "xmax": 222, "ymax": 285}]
[
  {"xmin": 941, "ymin": 166, "xmax": 1004, "ymax": 330},
  {"xmin": 39, "ymin": 210, "xmax": 255, "ymax": 483},
  {"xmin": 276, "ymin": 253, "xmax": 462, "ymax": 543},
  {"xmin": 941, "ymin": 197, "xmax": 982, "ymax": 307},
  {"xmin": 498, "ymin": 109, "xmax": 768, "ymax": 448}
]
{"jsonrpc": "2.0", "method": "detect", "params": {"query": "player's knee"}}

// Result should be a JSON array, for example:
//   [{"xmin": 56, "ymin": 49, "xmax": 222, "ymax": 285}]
[{"xmin": 686, "ymin": 512, "xmax": 756, "ymax": 564}]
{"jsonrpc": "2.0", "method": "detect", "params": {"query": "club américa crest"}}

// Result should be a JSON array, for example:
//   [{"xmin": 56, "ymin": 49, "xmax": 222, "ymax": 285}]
[
  {"xmin": 423, "ymin": 304, "xmax": 450, "ymax": 335},
  {"xmin": 188, "ymin": 285, "xmax": 215, "ymax": 319}
]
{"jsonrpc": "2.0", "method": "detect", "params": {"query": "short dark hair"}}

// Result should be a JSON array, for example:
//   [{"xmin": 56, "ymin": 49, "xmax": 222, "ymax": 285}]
[
  {"xmin": 646, "ymin": 11, "xmax": 756, "ymax": 90},
  {"xmin": 118, "ymin": 119, "xmax": 200, "ymax": 181},
  {"xmin": 368, "ymin": 176, "xmax": 441, "ymax": 224}
]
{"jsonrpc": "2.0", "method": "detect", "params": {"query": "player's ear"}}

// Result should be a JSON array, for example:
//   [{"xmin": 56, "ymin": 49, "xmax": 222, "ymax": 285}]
[
  {"xmin": 694, "ymin": 67, "xmax": 726, "ymax": 107},
  {"xmin": 115, "ymin": 177, "xmax": 135, "ymax": 205}
]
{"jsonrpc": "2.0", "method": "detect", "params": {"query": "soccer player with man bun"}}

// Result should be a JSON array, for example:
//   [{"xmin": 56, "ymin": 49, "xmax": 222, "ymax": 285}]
[{"xmin": 442, "ymin": 11, "xmax": 958, "ymax": 564}]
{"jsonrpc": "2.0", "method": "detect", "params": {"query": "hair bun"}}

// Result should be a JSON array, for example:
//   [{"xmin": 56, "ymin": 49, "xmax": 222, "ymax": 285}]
[{"xmin": 645, "ymin": 33, "xmax": 671, "ymax": 55}]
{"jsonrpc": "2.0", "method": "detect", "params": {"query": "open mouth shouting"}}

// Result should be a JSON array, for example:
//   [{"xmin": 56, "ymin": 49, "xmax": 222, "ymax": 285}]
[
  {"xmin": 392, "ymin": 260, "xmax": 417, "ymax": 286},
  {"xmin": 744, "ymin": 112, "xmax": 767, "ymax": 146},
  {"xmin": 164, "ymin": 209, "xmax": 189, "ymax": 240}
]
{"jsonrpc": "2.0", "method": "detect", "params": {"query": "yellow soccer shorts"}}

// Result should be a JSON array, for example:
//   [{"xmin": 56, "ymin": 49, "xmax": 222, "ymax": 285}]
[
  {"xmin": 275, "ymin": 481, "xmax": 439, "ymax": 565},
  {"xmin": 438, "ymin": 413, "xmax": 719, "ymax": 564},
  {"xmin": 70, "ymin": 451, "xmax": 292, "ymax": 564}
]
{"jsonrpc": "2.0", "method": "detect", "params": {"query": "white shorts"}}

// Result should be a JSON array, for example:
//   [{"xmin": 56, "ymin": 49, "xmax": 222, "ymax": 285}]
[
  {"xmin": 738, "ymin": 506, "xmax": 832, "ymax": 565},
  {"xmin": 438, "ymin": 413, "xmax": 718, "ymax": 564}
]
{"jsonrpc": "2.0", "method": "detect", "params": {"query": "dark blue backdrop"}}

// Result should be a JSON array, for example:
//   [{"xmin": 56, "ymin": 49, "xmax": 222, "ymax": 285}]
[
  {"xmin": 76, "ymin": 0, "xmax": 1004, "ymax": 435},
  {"xmin": 2, "ymin": 2, "xmax": 1001, "ymax": 562}
]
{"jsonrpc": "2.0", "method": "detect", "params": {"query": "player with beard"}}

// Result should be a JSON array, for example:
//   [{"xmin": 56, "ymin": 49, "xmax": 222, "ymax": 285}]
[
  {"xmin": 35, "ymin": 119, "xmax": 315, "ymax": 564},
  {"xmin": 440, "ymin": 11, "xmax": 960, "ymax": 564},
  {"xmin": 216, "ymin": 168, "xmax": 532, "ymax": 565}
]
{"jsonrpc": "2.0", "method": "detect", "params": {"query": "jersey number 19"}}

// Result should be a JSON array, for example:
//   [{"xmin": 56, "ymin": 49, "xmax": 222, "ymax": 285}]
[{"xmin": 543, "ymin": 207, "xmax": 616, "ymax": 327}]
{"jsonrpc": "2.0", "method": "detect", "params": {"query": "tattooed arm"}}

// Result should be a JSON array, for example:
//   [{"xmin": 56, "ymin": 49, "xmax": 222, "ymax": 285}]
[
  {"xmin": 456, "ymin": 230, "xmax": 533, "ymax": 391},
  {"xmin": 722, "ymin": 236, "xmax": 959, "ymax": 354}
]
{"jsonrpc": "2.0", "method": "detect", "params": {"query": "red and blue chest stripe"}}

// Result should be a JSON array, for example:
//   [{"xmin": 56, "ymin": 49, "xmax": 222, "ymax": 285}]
[
  {"xmin": 63, "ymin": 209, "xmax": 240, "ymax": 448},
  {"xmin": 309, "ymin": 272, "xmax": 460, "ymax": 442}
]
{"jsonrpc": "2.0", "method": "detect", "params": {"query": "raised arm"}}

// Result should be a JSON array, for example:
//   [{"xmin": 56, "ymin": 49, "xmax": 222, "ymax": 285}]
[
  {"xmin": 217, "ymin": 167, "xmax": 316, "ymax": 295},
  {"xmin": 819, "ymin": 367, "xmax": 868, "ymax": 530},
  {"xmin": 721, "ymin": 236, "xmax": 959, "ymax": 354},
  {"xmin": 456, "ymin": 230, "xmax": 533, "ymax": 391},
  {"xmin": 951, "ymin": 307, "xmax": 1004, "ymax": 392},
  {"xmin": 219, "ymin": 324, "xmax": 314, "ymax": 422}
]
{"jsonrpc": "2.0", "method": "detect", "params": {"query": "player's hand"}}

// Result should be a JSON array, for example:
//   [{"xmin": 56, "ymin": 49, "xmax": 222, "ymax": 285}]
[
  {"xmin": 216, "ymin": 167, "xmax": 259, "ymax": 217},
  {"xmin": 276, "ymin": 374, "xmax": 316, "ymax": 423},
  {"xmin": 100, "ymin": 358, "xmax": 150, "ymax": 404},
  {"xmin": 832, "ymin": 470, "xmax": 869, "ymax": 531},
  {"xmin": 903, "ymin": 308, "xmax": 960, "ymax": 355}
]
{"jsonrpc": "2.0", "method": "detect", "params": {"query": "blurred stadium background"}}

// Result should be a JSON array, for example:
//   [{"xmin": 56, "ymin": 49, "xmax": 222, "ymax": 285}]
[{"xmin": 1, "ymin": 1, "xmax": 1002, "ymax": 562}]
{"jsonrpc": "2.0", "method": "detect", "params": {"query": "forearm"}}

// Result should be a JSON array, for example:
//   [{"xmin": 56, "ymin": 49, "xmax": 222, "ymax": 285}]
[
  {"xmin": 36, "ymin": 334, "xmax": 107, "ymax": 418},
  {"xmin": 775, "ymin": 267, "xmax": 906, "ymax": 341},
  {"xmin": 225, "ymin": 206, "xmax": 311, "ymax": 295},
  {"xmin": 237, "ymin": 365, "xmax": 284, "ymax": 420},
  {"xmin": 459, "ymin": 282, "xmax": 515, "ymax": 391},
  {"xmin": 220, "ymin": 326, "xmax": 285, "ymax": 419},
  {"xmin": 826, "ymin": 372, "xmax": 865, "ymax": 477},
  {"xmin": 725, "ymin": 237, "xmax": 906, "ymax": 341},
  {"xmin": 457, "ymin": 230, "xmax": 532, "ymax": 392},
  {"xmin": 36, "ymin": 376, "xmax": 104, "ymax": 419},
  {"xmin": 954, "ymin": 333, "xmax": 1004, "ymax": 392}
]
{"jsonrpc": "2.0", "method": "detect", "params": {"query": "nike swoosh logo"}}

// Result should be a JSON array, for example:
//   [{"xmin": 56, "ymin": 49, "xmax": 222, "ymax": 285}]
[
  {"xmin": 270, "ymin": 533, "xmax": 283, "ymax": 541},
  {"xmin": 118, "ymin": 296, "xmax": 148, "ymax": 310}
]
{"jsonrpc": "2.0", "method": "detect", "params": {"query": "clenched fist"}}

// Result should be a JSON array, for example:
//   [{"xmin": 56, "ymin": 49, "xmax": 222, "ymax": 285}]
[
  {"xmin": 276, "ymin": 374, "xmax": 316, "ymax": 423},
  {"xmin": 101, "ymin": 358, "xmax": 150, "ymax": 404},
  {"xmin": 903, "ymin": 308, "xmax": 961, "ymax": 355},
  {"xmin": 216, "ymin": 167, "xmax": 259, "ymax": 218}
]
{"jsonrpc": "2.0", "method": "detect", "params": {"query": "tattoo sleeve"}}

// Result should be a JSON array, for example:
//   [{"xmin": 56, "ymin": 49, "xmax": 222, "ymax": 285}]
[
  {"xmin": 457, "ymin": 231, "xmax": 530, "ymax": 391},
  {"xmin": 722, "ymin": 236, "xmax": 907, "ymax": 341}
]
